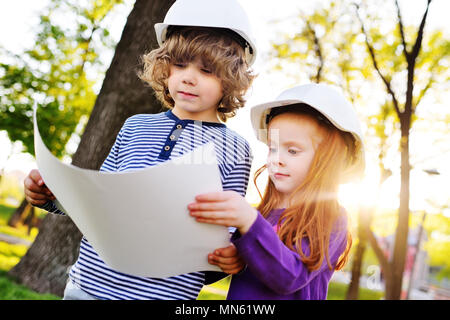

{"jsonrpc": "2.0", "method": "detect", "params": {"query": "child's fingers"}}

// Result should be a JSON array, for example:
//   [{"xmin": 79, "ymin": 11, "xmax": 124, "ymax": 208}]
[
  {"xmin": 208, "ymin": 258, "xmax": 243, "ymax": 274},
  {"xmin": 24, "ymin": 188, "xmax": 49, "ymax": 200},
  {"xmin": 24, "ymin": 176, "xmax": 46, "ymax": 193},
  {"xmin": 207, "ymin": 255, "xmax": 241, "ymax": 271},
  {"xmin": 24, "ymin": 190, "xmax": 50, "ymax": 206},
  {"xmin": 190, "ymin": 210, "xmax": 224, "ymax": 219},
  {"xmin": 190, "ymin": 209, "xmax": 235, "ymax": 226},
  {"xmin": 208, "ymin": 253, "xmax": 240, "ymax": 266},
  {"xmin": 24, "ymin": 177, "xmax": 54, "ymax": 198},
  {"xmin": 190, "ymin": 211, "xmax": 234, "ymax": 226},
  {"xmin": 195, "ymin": 191, "xmax": 231, "ymax": 202},
  {"xmin": 25, "ymin": 197, "xmax": 48, "ymax": 206},
  {"xmin": 215, "ymin": 244, "xmax": 237, "ymax": 258},
  {"xmin": 188, "ymin": 201, "xmax": 227, "ymax": 212},
  {"xmin": 29, "ymin": 169, "xmax": 44, "ymax": 186},
  {"xmin": 194, "ymin": 217, "xmax": 229, "ymax": 226}
]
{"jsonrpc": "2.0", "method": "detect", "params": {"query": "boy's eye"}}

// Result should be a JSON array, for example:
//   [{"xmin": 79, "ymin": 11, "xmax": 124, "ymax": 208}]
[
  {"xmin": 173, "ymin": 63, "xmax": 186, "ymax": 68},
  {"xmin": 201, "ymin": 67, "xmax": 212, "ymax": 74}
]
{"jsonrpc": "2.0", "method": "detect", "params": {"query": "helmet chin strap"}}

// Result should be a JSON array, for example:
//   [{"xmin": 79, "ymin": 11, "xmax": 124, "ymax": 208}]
[
  {"xmin": 244, "ymin": 46, "xmax": 252, "ymax": 66},
  {"xmin": 161, "ymin": 28, "xmax": 168, "ymax": 44}
]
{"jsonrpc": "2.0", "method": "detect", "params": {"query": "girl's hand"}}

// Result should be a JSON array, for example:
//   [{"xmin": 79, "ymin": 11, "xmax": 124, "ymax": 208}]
[
  {"xmin": 208, "ymin": 244, "xmax": 245, "ymax": 275},
  {"xmin": 188, "ymin": 190, "xmax": 257, "ymax": 235}
]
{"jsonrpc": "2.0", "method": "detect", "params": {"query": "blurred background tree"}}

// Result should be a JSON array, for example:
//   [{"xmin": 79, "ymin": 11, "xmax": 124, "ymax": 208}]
[{"xmin": 0, "ymin": 0, "xmax": 124, "ymax": 228}]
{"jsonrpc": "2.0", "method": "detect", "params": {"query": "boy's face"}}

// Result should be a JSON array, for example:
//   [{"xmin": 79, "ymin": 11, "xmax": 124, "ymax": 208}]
[{"xmin": 168, "ymin": 58, "xmax": 223, "ymax": 122}]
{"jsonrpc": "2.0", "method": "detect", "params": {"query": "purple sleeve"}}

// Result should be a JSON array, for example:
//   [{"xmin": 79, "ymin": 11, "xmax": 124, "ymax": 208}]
[{"xmin": 231, "ymin": 211, "xmax": 348, "ymax": 295}]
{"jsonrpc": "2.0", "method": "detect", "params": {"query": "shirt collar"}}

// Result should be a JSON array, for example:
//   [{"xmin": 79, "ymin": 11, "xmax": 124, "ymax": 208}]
[{"xmin": 165, "ymin": 110, "xmax": 227, "ymax": 128}]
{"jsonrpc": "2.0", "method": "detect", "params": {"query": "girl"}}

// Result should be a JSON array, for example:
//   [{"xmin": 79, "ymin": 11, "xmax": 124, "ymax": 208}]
[{"xmin": 188, "ymin": 83, "xmax": 365, "ymax": 299}]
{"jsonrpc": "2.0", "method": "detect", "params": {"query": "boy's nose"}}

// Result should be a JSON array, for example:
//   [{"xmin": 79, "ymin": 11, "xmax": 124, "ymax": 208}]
[{"xmin": 181, "ymin": 65, "xmax": 198, "ymax": 86}]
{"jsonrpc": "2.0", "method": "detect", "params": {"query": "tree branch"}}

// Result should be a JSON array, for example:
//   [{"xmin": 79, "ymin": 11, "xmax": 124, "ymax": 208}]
[
  {"xmin": 411, "ymin": 0, "xmax": 432, "ymax": 62},
  {"xmin": 366, "ymin": 227, "xmax": 391, "ymax": 274},
  {"xmin": 394, "ymin": 0, "xmax": 410, "ymax": 59},
  {"xmin": 305, "ymin": 20, "xmax": 324, "ymax": 83},
  {"xmin": 405, "ymin": 0, "xmax": 432, "ymax": 118},
  {"xmin": 354, "ymin": 3, "xmax": 401, "ymax": 116}
]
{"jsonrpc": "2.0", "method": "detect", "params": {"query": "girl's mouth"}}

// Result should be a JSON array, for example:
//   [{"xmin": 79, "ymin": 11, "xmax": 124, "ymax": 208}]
[{"xmin": 274, "ymin": 173, "xmax": 289, "ymax": 179}]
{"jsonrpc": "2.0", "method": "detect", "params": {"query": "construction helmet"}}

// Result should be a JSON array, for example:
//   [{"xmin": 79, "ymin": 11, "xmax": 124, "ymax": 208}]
[
  {"xmin": 251, "ymin": 83, "xmax": 365, "ymax": 182},
  {"xmin": 154, "ymin": 0, "xmax": 257, "ymax": 66}
]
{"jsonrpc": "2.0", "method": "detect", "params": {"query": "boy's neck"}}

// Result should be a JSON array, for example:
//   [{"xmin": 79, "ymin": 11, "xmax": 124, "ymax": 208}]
[{"xmin": 172, "ymin": 106, "xmax": 221, "ymax": 123}]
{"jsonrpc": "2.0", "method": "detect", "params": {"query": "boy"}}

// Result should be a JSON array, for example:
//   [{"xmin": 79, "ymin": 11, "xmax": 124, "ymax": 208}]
[{"xmin": 24, "ymin": 0, "xmax": 257, "ymax": 300}]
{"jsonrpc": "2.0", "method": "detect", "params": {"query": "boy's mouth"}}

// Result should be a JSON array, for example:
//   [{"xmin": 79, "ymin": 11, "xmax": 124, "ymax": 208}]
[{"xmin": 178, "ymin": 91, "xmax": 198, "ymax": 98}]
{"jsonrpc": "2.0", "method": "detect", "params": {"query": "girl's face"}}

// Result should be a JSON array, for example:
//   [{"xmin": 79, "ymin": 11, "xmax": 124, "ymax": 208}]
[
  {"xmin": 168, "ymin": 58, "xmax": 223, "ymax": 122},
  {"xmin": 267, "ymin": 113, "xmax": 323, "ymax": 204}
]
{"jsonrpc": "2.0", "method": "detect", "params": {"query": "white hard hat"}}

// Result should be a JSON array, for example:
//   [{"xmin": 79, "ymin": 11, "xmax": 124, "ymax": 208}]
[
  {"xmin": 154, "ymin": 0, "xmax": 257, "ymax": 66},
  {"xmin": 251, "ymin": 83, "xmax": 365, "ymax": 181}
]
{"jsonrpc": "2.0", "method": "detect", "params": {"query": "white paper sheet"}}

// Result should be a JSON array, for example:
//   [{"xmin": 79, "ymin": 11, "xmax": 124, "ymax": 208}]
[{"xmin": 33, "ymin": 108, "xmax": 230, "ymax": 277}]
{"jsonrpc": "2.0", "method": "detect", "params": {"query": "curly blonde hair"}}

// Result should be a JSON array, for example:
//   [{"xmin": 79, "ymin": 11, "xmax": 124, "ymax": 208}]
[{"xmin": 138, "ymin": 27, "xmax": 256, "ymax": 122}]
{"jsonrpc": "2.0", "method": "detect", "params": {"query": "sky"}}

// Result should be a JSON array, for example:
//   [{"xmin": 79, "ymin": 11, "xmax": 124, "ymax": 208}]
[{"xmin": 0, "ymin": 0, "xmax": 449, "ymax": 211}]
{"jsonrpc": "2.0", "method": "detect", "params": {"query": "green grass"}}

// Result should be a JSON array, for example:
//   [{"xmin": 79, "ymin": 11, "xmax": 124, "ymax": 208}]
[
  {"xmin": 198, "ymin": 275, "xmax": 383, "ymax": 300},
  {"xmin": 0, "ymin": 270, "xmax": 60, "ymax": 300},
  {"xmin": 327, "ymin": 281, "xmax": 383, "ymax": 300},
  {"xmin": 0, "ymin": 204, "xmax": 15, "ymax": 224},
  {"xmin": 0, "ymin": 203, "xmax": 61, "ymax": 300}
]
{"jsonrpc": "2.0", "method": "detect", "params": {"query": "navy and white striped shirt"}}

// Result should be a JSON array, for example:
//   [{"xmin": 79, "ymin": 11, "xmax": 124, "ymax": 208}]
[{"xmin": 41, "ymin": 110, "xmax": 253, "ymax": 300}]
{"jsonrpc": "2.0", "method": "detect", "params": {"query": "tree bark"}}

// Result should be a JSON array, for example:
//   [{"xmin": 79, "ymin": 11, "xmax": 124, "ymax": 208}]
[
  {"xmin": 9, "ymin": 0, "xmax": 176, "ymax": 296},
  {"xmin": 406, "ymin": 212, "xmax": 426, "ymax": 299},
  {"xmin": 7, "ymin": 198, "xmax": 30, "ymax": 228},
  {"xmin": 345, "ymin": 208, "xmax": 367, "ymax": 300},
  {"xmin": 346, "ymin": 207, "xmax": 370, "ymax": 300},
  {"xmin": 389, "ymin": 120, "xmax": 411, "ymax": 299}
]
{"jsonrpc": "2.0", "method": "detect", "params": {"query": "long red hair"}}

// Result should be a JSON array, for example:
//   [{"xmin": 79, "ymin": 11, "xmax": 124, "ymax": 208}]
[{"xmin": 255, "ymin": 111, "xmax": 353, "ymax": 272}]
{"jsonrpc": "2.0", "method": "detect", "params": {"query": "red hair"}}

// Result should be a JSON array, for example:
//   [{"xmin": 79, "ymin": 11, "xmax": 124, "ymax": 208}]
[{"xmin": 255, "ymin": 111, "xmax": 352, "ymax": 272}]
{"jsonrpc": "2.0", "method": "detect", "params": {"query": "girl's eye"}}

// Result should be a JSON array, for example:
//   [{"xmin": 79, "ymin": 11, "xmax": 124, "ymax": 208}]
[
  {"xmin": 269, "ymin": 147, "xmax": 277, "ymax": 153},
  {"xmin": 288, "ymin": 149, "xmax": 299, "ymax": 155}
]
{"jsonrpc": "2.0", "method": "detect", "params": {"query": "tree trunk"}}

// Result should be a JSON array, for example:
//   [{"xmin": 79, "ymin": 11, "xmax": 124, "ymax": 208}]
[
  {"xmin": 388, "ymin": 120, "xmax": 411, "ymax": 300},
  {"xmin": 346, "ymin": 207, "xmax": 370, "ymax": 300},
  {"xmin": 9, "ymin": 0, "xmax": 176, "ymax": 296},
  {"xmin": 406, "ymin": 212, "xmax": 426, "ymax": 299},
  {"xmin": 7, "ymin": 198, "xmax": 30, "ymax": 228},
  {"xmin": 23, "ymin": 206, "xmax": 36, "ymax": 235}
]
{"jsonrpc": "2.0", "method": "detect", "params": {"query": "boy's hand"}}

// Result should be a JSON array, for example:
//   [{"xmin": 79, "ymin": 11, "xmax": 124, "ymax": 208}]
[
  {"xmin": 208, "ymin": 244, "xmax": 245, "ymax": 275},
  {"xmin": 188, "ymin": 190, "xmax": 257, "ymax": 234},
  {"xmin": 24, "ymin": 169, "xmax": 56, "ymax": 206}
]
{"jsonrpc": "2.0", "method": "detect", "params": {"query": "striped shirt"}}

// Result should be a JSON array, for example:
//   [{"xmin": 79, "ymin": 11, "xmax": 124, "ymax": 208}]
[{"xmin": 41, "ymin": 109, "xmax": 253, "ymax": 300}]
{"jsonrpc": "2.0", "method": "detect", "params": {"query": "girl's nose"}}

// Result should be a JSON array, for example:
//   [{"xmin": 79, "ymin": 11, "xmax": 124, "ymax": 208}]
[
  {"xmin": 268, "ymin": 152, "xmax": 285, "ymax": 168},
  {"xmin": 277, "ymin": 159, "xmax": 285, "ymax": 167}
]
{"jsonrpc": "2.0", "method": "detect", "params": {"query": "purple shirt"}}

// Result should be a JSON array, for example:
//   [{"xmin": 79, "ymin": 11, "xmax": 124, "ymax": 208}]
[{"xmin": 228, "ymin": 208, "xmax": 349, "ymax": 300}]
